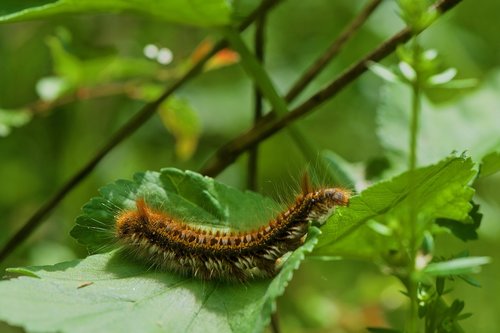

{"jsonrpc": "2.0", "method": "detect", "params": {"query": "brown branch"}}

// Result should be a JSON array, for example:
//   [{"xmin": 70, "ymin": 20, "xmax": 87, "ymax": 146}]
[
  {"xmin": 285, "ymin": 0, "xmax": 383, "ymax": 102},
  {"xmin": 200, "ymin": 0, "xmax": 463, "ymax": 177},
  {"xmin": 0, "ymin": 0, "xmax": 283, "ymax": 263}
]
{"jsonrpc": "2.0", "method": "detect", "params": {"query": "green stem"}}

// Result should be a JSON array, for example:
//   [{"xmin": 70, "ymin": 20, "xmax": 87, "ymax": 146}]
[{"xmin": 407, "ymin": 37, "xmax": 421, "ymax": 333}]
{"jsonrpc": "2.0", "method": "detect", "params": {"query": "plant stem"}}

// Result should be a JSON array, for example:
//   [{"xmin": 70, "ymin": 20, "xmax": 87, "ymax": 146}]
[{"xmin": 407, "ymin": 36, "xmax": 422, "ymax": 333}]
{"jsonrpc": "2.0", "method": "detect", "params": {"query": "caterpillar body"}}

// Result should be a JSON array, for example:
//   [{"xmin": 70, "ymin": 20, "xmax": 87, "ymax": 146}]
[{"xmin": 115, "ymin": 188, "xmax": 349, "ymax": 282}]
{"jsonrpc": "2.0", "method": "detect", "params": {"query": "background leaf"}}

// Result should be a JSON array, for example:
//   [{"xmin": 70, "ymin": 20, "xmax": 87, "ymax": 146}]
[
  {"xmin": 158, "ymin": 96, "xmax": 201, "ymax": 161},
  {"xmin": 0, "ymin": 0, "xmax": 234, "ymax": 27}
]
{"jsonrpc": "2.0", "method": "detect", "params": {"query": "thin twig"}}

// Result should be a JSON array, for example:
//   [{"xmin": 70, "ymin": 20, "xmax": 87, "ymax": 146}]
[
  {"xmin": 285, "ymin": 0, "xmax": 382, "ymax": 102},
  {"xmin": 0, "ymin": 0, "xmax": 283, "ymax": 263},
  {"xmin": 200, "ymin": 0, "xmax": 462, "ymax": 177}
]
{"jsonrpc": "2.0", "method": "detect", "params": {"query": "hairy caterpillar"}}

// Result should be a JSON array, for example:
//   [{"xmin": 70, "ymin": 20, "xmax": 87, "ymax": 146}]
[{"xmin": 115, "ymin": 187, "xmax": 349, "ymax": 282}]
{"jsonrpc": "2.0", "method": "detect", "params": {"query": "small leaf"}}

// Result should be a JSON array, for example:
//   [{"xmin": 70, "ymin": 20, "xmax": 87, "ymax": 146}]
[
  {"xmin": 0, "ymin": 108, "xmax": 32, "ymax": 137},
  {"xmin": 436, "ymin": 202, "xmax": 482, "ymax": 242},
  {"xmin": 479, "ymin": 151, "xmax": 500, "ymax": 178},
  {"xmin": 436, "ymin": 78, "xmax": 478, "ymax": 89},
  {"xmin": 398, "ymin": 61, "xmax": 416, "ymax": 82},
  {"xmin": 427, "ymin": 68, "xmax": 457, "ymax": 86},
  {"xmin": 424, "ymin": 257, "xmax": 491, "ymax": 276},
  {"xmin": 367, "ymin": 61, "xmax": 401, "ymax": 83},
  {"xmin": 36, "ymin": 76, "xmax": 71, "ymax": 101},
  {"xmin": 158, "ymin": 97, "xmax": 201, "ymax": 161}
]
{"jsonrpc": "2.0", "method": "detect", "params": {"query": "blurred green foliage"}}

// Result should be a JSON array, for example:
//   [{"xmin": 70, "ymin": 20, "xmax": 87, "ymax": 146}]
[{"xmin": 1, "ymin": 0, "xmax": 500, "ymax": 332}]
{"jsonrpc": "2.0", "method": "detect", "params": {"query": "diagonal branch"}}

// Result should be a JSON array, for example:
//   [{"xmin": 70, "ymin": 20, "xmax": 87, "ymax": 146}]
[
  {"xmin": 200, "ymin": 0, "xmax": 462, "ymax": 177},
  {"xmin": 0, "ymin": 0, "xmax": 283, "ymax": 263},
  {"xmin": 285, "ymin": 0, "xmax": 383, "ymax": 102}
]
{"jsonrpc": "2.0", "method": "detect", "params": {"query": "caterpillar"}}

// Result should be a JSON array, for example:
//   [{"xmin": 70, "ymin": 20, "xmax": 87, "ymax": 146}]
[{"xmin": 115, "ymin": 187, "xmax": 349, "ymax": 282}]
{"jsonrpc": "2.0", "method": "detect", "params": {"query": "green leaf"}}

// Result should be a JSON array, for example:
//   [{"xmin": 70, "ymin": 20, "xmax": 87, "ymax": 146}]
[
  {"xmin": 36, "ymin": 76, "xmax": 72, "ymax": 101},
  {"xmin": 71, "ymin": 168, "xmax": 280, "ymax": 253},
  {"xmin": 0, "ymin": 0, "xmax": 233, "ymax": 27},
  {"xmin": 367, "ymin": 61, "xmax": 401, "ymax": 83},
  {"xmin": 479, "ymin": 151, "xmax": 500, "ymax": 178},
  {"xmin": 377, "ymin": 72, "xmax": 500, "ymax": 173},
  {"xmin": 0, "ymin": 108, "xmax": 32, "ymax": 137},
  {"xmin": 427, "ymin": 68, "xmax": 457, "ymax": 86},
  {"xmin": 0, "ymin": 228, "xmax": 319, "ymax": 333},
  {"xmin": 436, "ymin": 202, "xmax": 482, "ymax": 242},
  {"xmin": 313, "ymin": 155, "xmax": 476, "ymax": 260},
  {"xmin": 424, "ymin": 257, "xmax": 491, "ymax": 276},
  {"xmin": 158, "ymin": 97, "xmax": 201, "ymax": 161}
]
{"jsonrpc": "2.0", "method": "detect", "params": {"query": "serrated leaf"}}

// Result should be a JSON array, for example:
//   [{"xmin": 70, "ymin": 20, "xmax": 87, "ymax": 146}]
[
  {"xmin": 424, "ymin": 257, "xmax": 491, "ymax": 276},
  {"xmin": 158, "ymin": 97, "xmax": 201, "ymax": 161},
  {"xmin": 0, "ymin": 0, "xmax": 233, "ymax": 27},
  {"xmin": 313, "ymin": 155, "xmax": 476, "ymax": 259},
  {"xmin": 0, "ymin": 228, "xmax": 319, "ymax": 333}
]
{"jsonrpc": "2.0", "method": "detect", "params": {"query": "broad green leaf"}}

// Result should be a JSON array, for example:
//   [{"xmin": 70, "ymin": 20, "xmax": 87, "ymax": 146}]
[
  {"xmin": 158, "ymin": 97, "xmax": 201, "ymax": 161},
  {"xmin": 71, "ymin": 168, "xmax": 280, "ymax": 253},
  {"xmin": 479, "ymin": 151, "xmax": 500, "ymax": 178},
  {"xmin": 0, "ymin": 228, "xmax": 320, "ymax": 333},
  {"xmin": 313, "ymin": 155, "xmax": 476, "ymax": 259},
  {"xmin": 0, "ymin": 108, "xmax": 32, "ymax": 137},
  {"xmin": 424, "ymin": 257, "xmax": 491, "ymax": 276},
  {"xmin": 377, "ymin": 72, "xmax": 500, "ymax": 174},
  {"xmin": 0, "ymin": 0, "xmax": 234, "ymax": 27}
]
